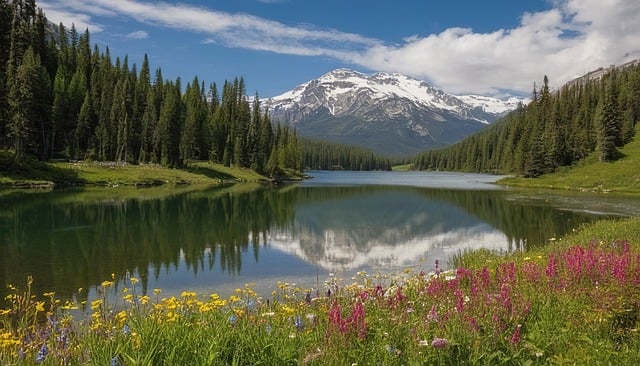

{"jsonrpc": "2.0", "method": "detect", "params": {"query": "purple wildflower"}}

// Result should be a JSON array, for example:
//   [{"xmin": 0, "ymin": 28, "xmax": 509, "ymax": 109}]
[
  {"xmin": 35, "ymin": 344, "xmax": 49, "ymax": 363},
  {"xmin": 431, "ymin": 337, "xmax": 449, "ymax": 349}
]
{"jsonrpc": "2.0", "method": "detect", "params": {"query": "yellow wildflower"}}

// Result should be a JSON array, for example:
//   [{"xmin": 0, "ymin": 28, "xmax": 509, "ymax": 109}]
[
  {"xmin": 91, "ymin": 299, "xmax": 103, "ymax": 311},
  {"xmin": 35, "ymin": 301, "xmax": 45, "ymax": 312},
  {"xmin": 229, "ymin": 295, "xmax": 241, "ymax": 303}
]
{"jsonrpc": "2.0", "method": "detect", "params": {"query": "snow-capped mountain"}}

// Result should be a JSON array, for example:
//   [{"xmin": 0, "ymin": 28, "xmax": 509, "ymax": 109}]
[{"xmin": 265, "ymin": 69, "xmax": 524, "ymax": 155}]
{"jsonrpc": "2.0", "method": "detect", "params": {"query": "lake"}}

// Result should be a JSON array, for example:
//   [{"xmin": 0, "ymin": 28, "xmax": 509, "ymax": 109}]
[{"xmin": 1, "ymin": 171, "xmax": 639, "ymax": 303}]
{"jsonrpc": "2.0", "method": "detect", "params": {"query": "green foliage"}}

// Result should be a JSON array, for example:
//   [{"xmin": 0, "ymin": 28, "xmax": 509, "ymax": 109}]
[
  {"xmin": 500, "ymin": 123, "xmax": 640, "ymax": 193},
  {"xmin": 416, "ymin": 63, "xmax": 640, "ymax": 177},
  {"xmin": 0, "ymin": 2, "xmax": 301, "ymax": 178},
  {"xmin": 300, "ymin": 138, "xmax": 392, "ymax": 171}
]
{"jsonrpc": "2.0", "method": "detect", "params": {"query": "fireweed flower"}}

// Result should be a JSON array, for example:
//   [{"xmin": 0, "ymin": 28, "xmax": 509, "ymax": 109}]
[
  {"xmin": 426, "ymin": 305, "xmax": 439, "ymax": 323},
  {"xmin": 510, "ymin": 324, "xmax": 522, "ymax": 345}
]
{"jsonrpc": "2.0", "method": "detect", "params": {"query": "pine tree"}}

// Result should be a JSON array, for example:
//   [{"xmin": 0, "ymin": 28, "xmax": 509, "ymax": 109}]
[
  {"xmin": 8, "ymin": 47, "xmax": 42, "ymax": 161},
  {"xmin": 598, "ymin": 76, "xmax": 620, "ymax": 162},
  {"xmin": 0, "ymin": 0, "xmax": 13, "ymax": 149}
]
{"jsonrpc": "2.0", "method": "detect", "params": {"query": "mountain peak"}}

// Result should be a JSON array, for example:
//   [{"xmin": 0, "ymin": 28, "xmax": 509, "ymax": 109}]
[{"xmin": 266, "ymin": 69, "xmax": 525, "ymax": 155}]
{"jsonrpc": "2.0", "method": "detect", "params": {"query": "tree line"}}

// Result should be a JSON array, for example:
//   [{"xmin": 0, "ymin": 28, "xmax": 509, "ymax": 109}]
[
  {"xmin": 0, "ymin": 0, "xmax": 302, "ymax": 176},
  {"xmin": 300, "ymin": 139, "xmax": 392, "ymax": 171},
  {"xmin": 415, "ymin": 62, "xmax": 640, "ymax": 176}
]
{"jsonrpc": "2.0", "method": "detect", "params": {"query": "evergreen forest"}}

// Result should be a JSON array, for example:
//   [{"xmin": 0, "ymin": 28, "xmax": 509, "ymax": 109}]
[
  {"xmin": 300, "ymin": 139, "xmax": 392, "ymax": 171},
  {"xmin": 415, "ymin": 63, "xmax": 640, "ymax": 176},
  {"xmin": 0, "ymin": 0, "xmax": 304, "ymax": 176}
]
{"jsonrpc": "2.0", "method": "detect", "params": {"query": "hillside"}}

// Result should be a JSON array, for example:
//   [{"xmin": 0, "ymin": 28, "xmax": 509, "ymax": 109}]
[
  {"xmin": 0, "ymin": 151, "xmax": 271, "ymax": 188},
  {"xmin": 415, "ymin": 61, "xmax": 640, "ymax": 180},
  {"xmin": 499, "ymin": 124, "xmax": 640, "ymax": 194}
]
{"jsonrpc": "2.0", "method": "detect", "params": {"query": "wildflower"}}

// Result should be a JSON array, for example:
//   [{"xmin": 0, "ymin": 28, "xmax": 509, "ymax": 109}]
[
  {"xmin": 426, "ymin": 305, "xmax": 439, "ymax": 323},
  {"xmin": 431, "ymin": 337, "xmax": 449, "ymax": 349},
  {"xmin": 35, "ymin": 301, "xmax": 45, "ymax": 312},
  {"xmin": 510, "ymin": 324, "xmax": 522, "ymax": 345},
  {"xmin": 153, "ymin": 288, "xmax": 162, "ymax": 295},
  {"xmin": 266, "ymin": 323, "xmax": 273, "ymax": 335},
  {"xmin": 91, "ymin": 299, "xmax": 103, "ymax": 311},
  {"xmin": 294, "ymin": 315, "xmax": 304, "ymax": 331},
  {"xmin": 110, "ymin": 355, "xmax": 121, "ymax": 366},
  {"xmin": 228, "ymin": 314, "xmax": 237, "ymax": 325},
  {"xmin": 123, "ymin": 324, "xmax": 131, "ymax": 336},
  {"xmin": 385, "ymin": 344, "xmax": 400, "ymax": 356},
  {"xmin": 306, "ymin": 313, "xmax": 316, "ymax": 325},
  {"xmin": 138, "ymin": 295, "xmax": 150, "ymax": 305},
  {"xmin": 418, "ymin": 340, "xmax": 429, "ymax": 346},
  {"xmin": 35, "ymin": 344, "xmax": 49, "ymax": 363}
]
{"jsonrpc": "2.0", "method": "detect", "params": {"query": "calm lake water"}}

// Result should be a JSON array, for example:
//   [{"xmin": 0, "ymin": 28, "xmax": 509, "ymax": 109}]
[{"xmin": 1, "ymin": 171, "xmax": 639, "ymax": 302}]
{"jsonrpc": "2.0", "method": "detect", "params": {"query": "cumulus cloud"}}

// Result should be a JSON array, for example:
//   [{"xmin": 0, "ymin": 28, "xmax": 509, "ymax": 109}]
[
  {"xmin": 356, "ymin": 0, "xmax": 640, "ymax": 95},
  {"xmin": 37, "ymin": 0, "xmax": 640, "ymax": 96}
]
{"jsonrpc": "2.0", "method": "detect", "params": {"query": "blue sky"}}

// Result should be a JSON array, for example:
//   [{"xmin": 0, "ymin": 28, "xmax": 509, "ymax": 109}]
[{"xmin": 38, "ymin": 0, "xmax": 640, "ymax": 98}]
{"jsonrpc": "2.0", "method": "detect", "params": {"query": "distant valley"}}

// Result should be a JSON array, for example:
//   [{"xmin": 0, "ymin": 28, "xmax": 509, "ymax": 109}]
[{"xmin": 265, "ymin": 69, "xmax": 524, "ymax": 156}]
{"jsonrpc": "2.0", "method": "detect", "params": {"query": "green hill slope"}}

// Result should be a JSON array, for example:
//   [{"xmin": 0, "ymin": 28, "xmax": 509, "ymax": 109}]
[{"xmin": 500, "ymin": 125, "xmax": 640, "ymax": 194}]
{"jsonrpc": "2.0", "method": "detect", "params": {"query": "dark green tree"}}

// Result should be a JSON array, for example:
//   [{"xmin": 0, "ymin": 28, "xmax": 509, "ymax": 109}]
[{"xmin": 598, "ymin": 76, "xmax": 621, "ymax": 162}]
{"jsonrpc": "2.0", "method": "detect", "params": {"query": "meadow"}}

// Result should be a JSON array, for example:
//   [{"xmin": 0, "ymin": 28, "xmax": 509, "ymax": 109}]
[{"xmin": 1, "ymin": 217, "xmax": 639, "ymax": 365}]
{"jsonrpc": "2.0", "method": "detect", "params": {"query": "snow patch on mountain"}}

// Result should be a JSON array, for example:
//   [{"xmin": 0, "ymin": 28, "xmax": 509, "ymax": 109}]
[{"xmin": 267, "ymin": 68, "xmax": 524, "ymax": 122}]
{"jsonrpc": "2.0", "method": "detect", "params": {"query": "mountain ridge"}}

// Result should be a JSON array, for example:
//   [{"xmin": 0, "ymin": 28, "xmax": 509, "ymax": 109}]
[{"xmin": 264, "ymin": 69, "xmax": 525, "ymax": 155}]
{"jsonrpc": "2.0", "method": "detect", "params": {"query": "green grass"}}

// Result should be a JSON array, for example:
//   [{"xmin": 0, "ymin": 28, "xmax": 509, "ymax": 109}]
[
  {"xmin": 499, "ymin": 126, "xmax": 640, "ymax": 194},
  {"xmin": 392, "ymin": 163, "xmax": 413, "ymax": 171},
  {"xmin": 0, "ymin": 151, "xmax": 271, "ymax": 188}
]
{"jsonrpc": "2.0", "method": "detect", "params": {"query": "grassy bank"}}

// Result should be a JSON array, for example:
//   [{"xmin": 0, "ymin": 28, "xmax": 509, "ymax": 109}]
[
  {"xmin": 499, "ymin": 127, "xmax": 640, "ymax": 194},
  {"xmin": 2, "ymin": 217, "xmax": 640, "ymax": 365},
  {"xmin": 0, "ymin": 150, "xmax": 269, "ymax": 188}
]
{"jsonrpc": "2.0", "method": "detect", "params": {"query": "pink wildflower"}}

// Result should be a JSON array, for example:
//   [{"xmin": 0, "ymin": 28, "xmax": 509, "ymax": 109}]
[
  {"xmin": 510, "ymin": 324, "xmax": 522, "ymax": 345},
  {"xmin": 431, "ymin": 337, "xmax": 449, "ymax": 349}
]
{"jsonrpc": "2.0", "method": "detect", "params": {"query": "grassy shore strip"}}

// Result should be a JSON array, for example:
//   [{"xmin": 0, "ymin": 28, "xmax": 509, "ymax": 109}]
[
  {"xmin": 2, "ymin": 218, "xmax": 640, "ymax": 365},
  {"xmin": 499, "ymin": 127, "xmax": 640, "ymax": 194},
  {"xmin": 0, "ymin": 151, "xmax": 277, "ymax": 188}
]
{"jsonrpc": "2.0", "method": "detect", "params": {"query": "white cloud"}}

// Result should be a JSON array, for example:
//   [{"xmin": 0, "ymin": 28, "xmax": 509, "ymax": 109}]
[
  {"xmin": 126, "ymin": 30, "xmax": 148, "ymax": 39},
  {"xmin": 36, "ymin": 0, "xmax": 640, "ymax": 96},
  {"xmin": 354, "ymin": 0, "xmax": 640, "ymax": 95},
  {"xmin": 38, "ymin": 0, "xmax": 104, "ymax": 33}
]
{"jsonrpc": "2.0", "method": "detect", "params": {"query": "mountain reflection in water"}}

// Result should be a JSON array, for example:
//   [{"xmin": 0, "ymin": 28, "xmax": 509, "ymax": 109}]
[{"xmin": 1, "ymin": 171, "xmax": 636, "ymax": 300}]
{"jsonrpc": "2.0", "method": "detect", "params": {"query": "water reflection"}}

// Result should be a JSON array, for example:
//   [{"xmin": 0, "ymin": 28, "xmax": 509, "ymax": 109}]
[{"xmin": 0, "ymin": 176, "xmax": 634, "ymax": 300}]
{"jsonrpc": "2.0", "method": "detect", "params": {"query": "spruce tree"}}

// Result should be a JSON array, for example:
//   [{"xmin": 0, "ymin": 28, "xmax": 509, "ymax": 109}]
[
  {"xmin": 8, "ymin": 47, "xmax": 41, "ymax": 161},
  {"xmin": 598, "ymin": 77, "xmax": 620, "ymax": 162}
]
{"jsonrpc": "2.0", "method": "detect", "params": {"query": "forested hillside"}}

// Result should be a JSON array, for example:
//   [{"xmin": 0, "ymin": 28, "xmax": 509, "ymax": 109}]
[
  {"xmin": 300, "ymin": 139, "xmax": 392, "ymax": 171},
  {"xmin": 0, "ymin": 0, "xmax": 301, "ymax": 176},
  {"xmin": 416, "ymin": 62, "xmax": 640, "ymax": 177}
]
